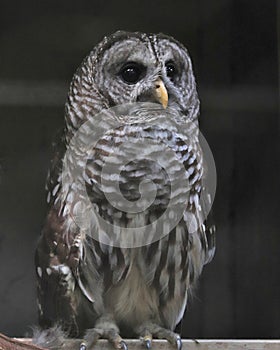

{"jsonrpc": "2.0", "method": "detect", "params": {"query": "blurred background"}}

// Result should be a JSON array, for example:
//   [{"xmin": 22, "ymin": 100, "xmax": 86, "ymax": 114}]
[{"xmin": 0, "ymin": 0, "xmax": 279, "ymax": 339}]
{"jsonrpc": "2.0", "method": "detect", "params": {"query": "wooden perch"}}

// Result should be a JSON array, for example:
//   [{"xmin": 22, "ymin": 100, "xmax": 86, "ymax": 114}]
[
  {"xmin": 0, "ymin": 333, "xmax": 46, "ymax": 350},
  {"xmin": 1, "ymin": 336, "xmax": 280, "ymax": 350}
]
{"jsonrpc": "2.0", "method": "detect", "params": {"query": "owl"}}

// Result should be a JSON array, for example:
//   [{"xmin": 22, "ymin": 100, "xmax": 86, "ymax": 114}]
[{"xmin": 34, "ymin": 31, "xmax": 215, "ymax": 350}]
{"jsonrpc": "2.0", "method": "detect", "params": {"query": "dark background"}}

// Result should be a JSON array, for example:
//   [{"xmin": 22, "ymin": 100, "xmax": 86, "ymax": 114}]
[{"xmin": 0, "ymin": 0, "xmax": 279, "ymax": 339}]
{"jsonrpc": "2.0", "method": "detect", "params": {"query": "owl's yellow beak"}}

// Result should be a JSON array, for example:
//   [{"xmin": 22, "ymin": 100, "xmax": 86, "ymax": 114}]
[{"xmin": 154, "ymin": 79, "xmax": 168, "ymax": 109}]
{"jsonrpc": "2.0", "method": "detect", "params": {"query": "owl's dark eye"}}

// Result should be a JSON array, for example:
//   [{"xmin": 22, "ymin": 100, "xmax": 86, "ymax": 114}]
[
  {"xmin": 119, "ymin": 62, "xmax": 144, "ymax": 84},
  {"xmin": 165, "ymin": 61, "xmax": 177, "ymax": 81}
]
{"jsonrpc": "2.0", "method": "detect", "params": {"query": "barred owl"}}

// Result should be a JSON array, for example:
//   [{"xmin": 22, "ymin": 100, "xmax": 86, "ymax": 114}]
[{"xmin": 34, "ymin": 31, "xmax": 215, "ymax": 350}]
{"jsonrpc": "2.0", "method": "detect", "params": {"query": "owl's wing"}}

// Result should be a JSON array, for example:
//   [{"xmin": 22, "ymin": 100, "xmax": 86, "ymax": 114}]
[
  {"xmin": 35, "ymin": 207, "xmax": 82, "ymax": 335},
  {"xmin": 35, "ymin": 130, "xmax": 79, "ymax": 330},
  {"xmin": 36, "ymin": 131, "xmax": 98, "ymax": 333},
  {"xmin": 199, "ymin": 143, "xmax": 216, "ymax": 265},
  {"xmin": 201, "ymin": 207, "xmax": 216, "ymax": 265}
]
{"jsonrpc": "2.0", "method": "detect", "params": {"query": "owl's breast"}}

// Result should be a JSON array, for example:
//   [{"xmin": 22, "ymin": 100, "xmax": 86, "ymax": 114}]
[{"xmin": 84, "ymin": 123, "xmax": 193, "ymax": 227}]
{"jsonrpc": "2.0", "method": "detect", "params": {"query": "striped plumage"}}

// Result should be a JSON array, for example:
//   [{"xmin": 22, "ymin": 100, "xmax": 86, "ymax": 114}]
[{"xmin": 35, "ymin": 31, "xmax": 215, "ymax": 350}]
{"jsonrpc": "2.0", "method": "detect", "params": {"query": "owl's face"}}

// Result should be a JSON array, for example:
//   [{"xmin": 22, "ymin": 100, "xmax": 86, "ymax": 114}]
[{"xmin": 91, "ymin": 32, "xmax": 197, "ymax": 116}]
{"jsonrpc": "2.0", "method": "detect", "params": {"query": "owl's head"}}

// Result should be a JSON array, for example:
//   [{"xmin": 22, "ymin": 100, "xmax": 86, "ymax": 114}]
[{"xmin": 66, "ymin": 31, "xmax": 199, "ymax": 132}]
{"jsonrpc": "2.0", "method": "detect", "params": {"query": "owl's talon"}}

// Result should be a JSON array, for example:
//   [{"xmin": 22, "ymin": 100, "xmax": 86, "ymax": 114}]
[
  {"xmin": 120, "ymin": 340, "xmax": 128, "ymax": 350},
  {"xmin": 176, "ymin": 336, "xmax": 182, "ymax": 350},
  {"xmin": 79, "ymin": 342, "xmax": 87, "ymax": 350},
  {"xmin": 144, "ymin": 338, "xmax": 152, "ymax": 349}
]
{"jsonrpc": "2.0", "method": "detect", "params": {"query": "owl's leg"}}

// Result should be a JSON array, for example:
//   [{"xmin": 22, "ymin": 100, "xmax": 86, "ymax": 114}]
[
  {"xmin": 136, "ymin": 323, "xmax": 182, "ymax": 350},
  {"xmin": 80, "ymin": 315, "xmax": 127, "ymax": 350}
]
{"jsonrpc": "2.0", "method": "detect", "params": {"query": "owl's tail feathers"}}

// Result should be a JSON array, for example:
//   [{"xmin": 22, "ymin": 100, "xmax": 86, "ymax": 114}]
[{"xmin": 32, "ymin": 325, "xmax": 66, "ymax": 350}]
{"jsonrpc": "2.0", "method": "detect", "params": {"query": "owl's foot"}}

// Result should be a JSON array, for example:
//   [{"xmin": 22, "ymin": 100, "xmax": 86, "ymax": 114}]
[
  {"xmin": 80, "ymin": 320, "xmax": 128, "ymax": 350},
  {"xmin": 137, "ymin": 323, "xmax": 182, "ymax": 350}
]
